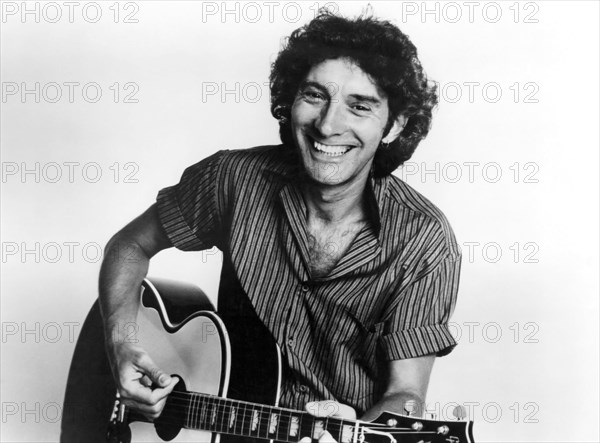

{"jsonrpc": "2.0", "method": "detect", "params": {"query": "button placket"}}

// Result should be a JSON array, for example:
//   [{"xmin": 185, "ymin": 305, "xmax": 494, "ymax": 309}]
[{"xmin": 285, "ymin": 282, "xmax": 311, "ymax": 350}]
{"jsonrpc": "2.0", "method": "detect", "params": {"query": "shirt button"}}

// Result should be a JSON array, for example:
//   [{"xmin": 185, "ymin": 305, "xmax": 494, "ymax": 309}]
[
  {"xmin": 298, "ymin": 384, "xmax": 309, "ymax": 393},
  {"xmin": 301, "ymin": 284, "xmax": 310, "ymax": 292},
  {"xmin": 287, "ymin": 337, "xmax": 295, "ymax": 348}
]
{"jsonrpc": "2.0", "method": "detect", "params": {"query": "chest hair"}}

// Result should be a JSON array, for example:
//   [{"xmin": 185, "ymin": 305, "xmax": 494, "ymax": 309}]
[{"xmin": 307, "ymin": 221, "xmax": 366, "ymax": 278}]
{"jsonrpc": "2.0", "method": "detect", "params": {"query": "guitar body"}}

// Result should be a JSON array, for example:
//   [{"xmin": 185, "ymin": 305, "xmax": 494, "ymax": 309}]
[
  {"xmin": 62, "ymin": 277, "xmax": 475, "ymax": 443},
  {"xmin": 61, "ymin": 278, "xmax": 281, "ymax": 443}
]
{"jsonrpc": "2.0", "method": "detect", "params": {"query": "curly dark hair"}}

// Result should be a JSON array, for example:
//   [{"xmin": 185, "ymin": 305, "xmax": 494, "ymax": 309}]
[{"xmin": 270, "ymin": 11, "xmax": 438, "ymax": 177}]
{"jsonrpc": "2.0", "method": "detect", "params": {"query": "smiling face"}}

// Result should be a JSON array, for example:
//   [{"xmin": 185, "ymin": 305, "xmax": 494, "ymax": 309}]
[{"xmin": 290, "ymin": 58, "xmax": 391, "ymax": 188}]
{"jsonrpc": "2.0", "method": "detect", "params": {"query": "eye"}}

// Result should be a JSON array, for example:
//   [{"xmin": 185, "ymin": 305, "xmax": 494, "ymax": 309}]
[
  {"xmin": 301, "ymin": 89, "xmax": 326, "ymax": 103},
  {"xmin": 351, "ymin": 103, "xmax": 371, "ymax": 113}
]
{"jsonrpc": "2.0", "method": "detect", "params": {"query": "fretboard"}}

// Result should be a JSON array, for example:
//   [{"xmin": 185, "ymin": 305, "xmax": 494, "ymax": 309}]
[{"xmin": 171, "ymin": 391, "xmax": 359, "ymax": 442}]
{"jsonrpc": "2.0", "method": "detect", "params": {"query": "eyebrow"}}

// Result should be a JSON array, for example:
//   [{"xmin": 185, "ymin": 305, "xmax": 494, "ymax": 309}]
[
  {"xmin": 299, "ymin": 81, "xmax": 330, "ymax": 95},
  {"xmin": 348, "ymin": 93, "xmax": 382, "ymax": 105},
  {"xmin": 299, "ymin": 81, "xmax": 383, "ymax": 106}
]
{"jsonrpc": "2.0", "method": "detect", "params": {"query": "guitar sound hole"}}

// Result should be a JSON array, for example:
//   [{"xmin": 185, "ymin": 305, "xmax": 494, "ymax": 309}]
[{"xmin": 154, "ymin": 375, "xmax": 186, "ymax": 441}]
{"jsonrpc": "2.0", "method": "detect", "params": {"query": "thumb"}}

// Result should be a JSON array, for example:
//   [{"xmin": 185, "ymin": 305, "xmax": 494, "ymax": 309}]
[
  {"xmin": 305, "ymin": 401, "xmax": 356, "ymax": 420},
  {"xmin": 135, "ymin": 354, "xmax": 170, "ymax": 387}
]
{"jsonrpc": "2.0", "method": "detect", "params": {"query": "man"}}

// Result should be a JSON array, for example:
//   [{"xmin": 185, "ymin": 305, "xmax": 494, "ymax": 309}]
[{"xmin": 99, "ymin": 11, "xmax": 461, "ymax": 442}]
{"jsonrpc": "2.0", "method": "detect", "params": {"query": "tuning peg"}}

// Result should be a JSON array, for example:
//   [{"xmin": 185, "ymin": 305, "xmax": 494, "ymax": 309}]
[
  {"xmin": 403, "ymin": 400, "xmax": 417, "ymax": 416},
  {"xmin": 411, "ymin": 421, "xmax": 423, "ymax": 431},
  {"xmin": 453, "ymin": 405, "xmax": 467, "ymax": 420},
  {"xmin": 437, "ymin": 425, "xmax": 450, "ymax": 435}
]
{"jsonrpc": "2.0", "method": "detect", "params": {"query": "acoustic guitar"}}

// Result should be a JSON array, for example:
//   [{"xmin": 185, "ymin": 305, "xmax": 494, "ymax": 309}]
[{"xmin": 61, "ymin": 277, "xmax": 475, "ymax": 443}]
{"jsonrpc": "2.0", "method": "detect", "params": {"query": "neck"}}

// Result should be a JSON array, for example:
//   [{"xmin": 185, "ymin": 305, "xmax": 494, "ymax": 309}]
[
  {"xmin": 177, "ymin": 391, "xmax": 359, "ymax": 442},
  {"xmin": 302, "ymin": 175, "xmax": 369, "ymax": 224}
]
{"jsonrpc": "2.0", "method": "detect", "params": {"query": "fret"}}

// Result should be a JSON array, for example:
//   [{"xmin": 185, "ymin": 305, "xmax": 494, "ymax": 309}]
[
  {"xmin": 179, "ymin": 392, "xmax": 365, "ymax": 443},
  {"xmin": 299, "ymin": 412, "xmax": 313, "ymax": 441},
  {"xmin": 208, "ymin": 399, "xmax": 216, "ymax": 430},
  {"xmin": 222, "ymin": 398, "xmax": 230, "ymax": 434},
  {"xmin": 225, "ymin": 399, "xmax": 233, "ymax": 433},
  {"xmin": 288, "ymin": 413, "xmax": 300, "ymax": 439},
  {"xmin": 268, "ymin": 411, "xmax": 279, "ymax": 435},
  {"xmin": 333, "ymin": 418, "xmax": 344, "ymax": 443},
  {"xmin": 326, "ymin": 416, "xmax": 340, "ymax": 443},
  {"xmin": 228, "ymin": 404, "xmax": 236, "ymax": 430},
  {"xmin": 189, "ymin": 392, "xmax": 199, "ymax": 430},
  {"xmin": 328, "ymin": 417, "xmax": 353, "ymax": 443},
  {"xmin": 199, "ymin": 395, "xmax": 207, "ymax": 430},
  {"xmin": 233, "ymin": 401, "xmax": 245, "ymax": 436},
  {"xmin": 187, "ymin": 393, "xmax": 194, "ymax": 429},
  {"xmin": 217, "ymin": 398, "xmax": 226, "ymax": 434},
  {"xmin": 242, "ymin": 402, "xmax": 251, "ymax": 436},
  {"xmin": 192, "ymin": 393, "xmax": 199, "ymax": 430},
  {"xmin": 250, "ymin": 408, "xmax": 260, "ymax": 434},
  {"xmin": 259, "ymin": 405, "xmax": 271, "ymax": 440},
  {"xmin": 184, "ymin": 393, "xmax": 192, "ymax": 429},
  {"xmin": 199, "ymin": 397, "xmax": 206, "ymax": 431},
  {"xmin": 315, "ymin": 418, "xmax": 325, "ymax": 440},
  {"xmin": 213, "ymin": 398, "xmax": 220, "ymax": 433},
  {"xmin": 275, "ymin": 410, "xmax": 289, "ymax": 442},
  {"xmin": 343, "ymin": 420, "xmax": 357, "ymax": 443},
  {"xmin": 242, "ymin": 403, "xmax": 251, "ymax": 437}
]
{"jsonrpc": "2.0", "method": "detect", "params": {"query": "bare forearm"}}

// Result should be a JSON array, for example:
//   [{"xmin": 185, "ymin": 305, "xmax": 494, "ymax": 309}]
[
  {"xmin": 361, "ymin": 355, "xmax": 435, "ymax": 421},
  {"xmin": 98, "ymin": 234, "xmax": 151, "ymax": 343},
  {"xmin": 98, "ymin": 204, "xmax": 172, "ymax": 345}
]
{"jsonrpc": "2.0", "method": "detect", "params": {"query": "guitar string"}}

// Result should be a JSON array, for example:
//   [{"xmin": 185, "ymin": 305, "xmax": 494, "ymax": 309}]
[
  {"xmin": 165, "ymin": 390, "xmax": 425, "ymax": 429},
  {"xmin": 145, "ymin": 394, "xmax": 356, "ymax": 432},
  {"xmin": 116, "ymin": 390, "xmax": 447, "ymax": 437},
  {"xmin": 119, "ymin": 410, "xmax": 433, "ymax": 438},
  {"xmin": 159, "ymin": 392, "xmax": 381, "ymax": 432},
  {"xmin": 164, "ymin": 393, "xmax": 424, "ymax": 433},
  {"xmin": 141, "ymin": 391, "xmax": 425, "ymax": 432},
  {"xmin": 119, "ymin": 396, "xmax": 431, "ymax": 437}
]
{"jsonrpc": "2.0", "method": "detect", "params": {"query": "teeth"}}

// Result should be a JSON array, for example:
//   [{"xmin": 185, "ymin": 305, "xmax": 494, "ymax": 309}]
[{"xmin": 313, "ymin": 141, "xmax": 351, "ymax": 156}]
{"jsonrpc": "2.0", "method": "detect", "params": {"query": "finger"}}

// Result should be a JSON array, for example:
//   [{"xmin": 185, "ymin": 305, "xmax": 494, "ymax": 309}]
[
  {"xmin": 298, "ymin": 431, "xmax": 337, "ymax": 442},
  {"xmin": 148, "ymin": 376, "xmax": 179, "ymax": 404},
  {"xmin": 121, "ymin": 378, "xmax": 178, "ymax": 420},
  {"xmin": 140, "ymin": 375, "xmax": 152, "ymax": 387},
  {"xmin": 120, "ymin": 381, "xmax": 156, "ymax": 405},
  {"xmin": 306, "ymin": 401, "xmax": 336, "ymax": 417},
  {"xmin": 142, "ymin": 395, "xmax": 170, "ymax": 421},
  {"xmin": 134, "ymin": 354, "xmax": 171, "ymax": 387},
  {"xmin": 120, "ymin": 376, "xmax": 178, "ymax": 406},
  {"xmin": 319, "ymin": 431, "xmax": 337, "ymax": 442},
  {"xmin": 305, "ymin": 401, "xmax": 357, "ymax": 420},
  {"xmin": 330, "ymin": 403, "xmax": 356, "ymax": 420},
  {"xmin": 120, "ymin": 397, "xmax": 163, "ymax": 418}
]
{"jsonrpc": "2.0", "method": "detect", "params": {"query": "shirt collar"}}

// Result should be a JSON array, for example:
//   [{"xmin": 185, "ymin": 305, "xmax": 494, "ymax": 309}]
[{"xmin": 265, "ymin": 145, "xmax": 388, "ymax": 239}]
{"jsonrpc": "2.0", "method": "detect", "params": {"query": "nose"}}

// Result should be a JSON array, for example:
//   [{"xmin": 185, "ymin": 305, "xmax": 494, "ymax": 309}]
[{"xmin": 314, "ymin": 101, "xmax": 345, "ymax": 138}]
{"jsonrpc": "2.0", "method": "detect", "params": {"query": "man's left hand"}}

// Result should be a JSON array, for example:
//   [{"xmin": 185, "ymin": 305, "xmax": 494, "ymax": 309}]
[{"xmin": 298, "ymin": 400, "xmax": 356, "ymax": 443}]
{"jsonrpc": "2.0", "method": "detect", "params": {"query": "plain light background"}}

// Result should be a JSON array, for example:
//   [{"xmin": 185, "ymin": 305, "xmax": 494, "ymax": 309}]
[{"xmin": 1, "ymin": 1, "xmax": 598, "ymax": 442}]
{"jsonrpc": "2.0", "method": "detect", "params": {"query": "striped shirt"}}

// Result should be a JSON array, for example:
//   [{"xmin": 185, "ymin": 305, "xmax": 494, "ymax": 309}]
[{"xmin": 156, "ymin": 145, "xmax": 461, "ymax": 415}]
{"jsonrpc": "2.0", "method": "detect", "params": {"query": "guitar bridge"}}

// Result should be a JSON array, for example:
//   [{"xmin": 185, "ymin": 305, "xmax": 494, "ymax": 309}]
[{"xmin": 106, "ymin": 393, "xmax": 131, "ymax": 443}]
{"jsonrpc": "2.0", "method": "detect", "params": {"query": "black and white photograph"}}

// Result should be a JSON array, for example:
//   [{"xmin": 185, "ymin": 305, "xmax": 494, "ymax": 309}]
[{"xmin": 1, "ymin": 1, "xmax": 598, "ymax": 442}]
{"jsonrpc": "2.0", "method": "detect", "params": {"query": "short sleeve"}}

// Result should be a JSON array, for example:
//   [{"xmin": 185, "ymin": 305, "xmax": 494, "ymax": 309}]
[
  {"xmin": 379, "ymin": 252, "xmax": 462, "ymax": 360},
  {"xmin": 156, "ymin": 150, "xmax": 226, "ymax": 251}
]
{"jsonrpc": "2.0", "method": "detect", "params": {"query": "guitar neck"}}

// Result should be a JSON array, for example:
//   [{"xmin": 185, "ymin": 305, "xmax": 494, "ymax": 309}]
[{"xmin": 174, "ymin": 391, "xmax": 358, "ymax": 443}]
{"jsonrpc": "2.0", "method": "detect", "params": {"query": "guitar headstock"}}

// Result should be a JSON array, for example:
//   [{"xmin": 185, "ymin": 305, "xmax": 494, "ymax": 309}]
[{"xmin": 363, "ymin": 410, "xmax": 475, "ymax": 443}]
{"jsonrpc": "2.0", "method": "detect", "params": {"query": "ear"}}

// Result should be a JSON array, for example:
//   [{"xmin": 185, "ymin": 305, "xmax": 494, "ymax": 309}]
[{"xmin": 382, "ymin": 114, "xmax": 408, "ymax": 144}]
